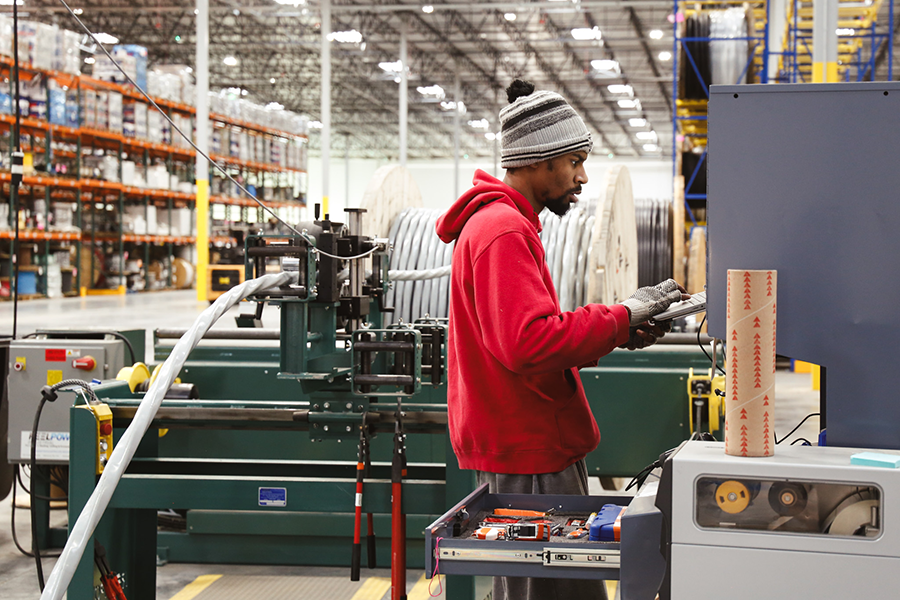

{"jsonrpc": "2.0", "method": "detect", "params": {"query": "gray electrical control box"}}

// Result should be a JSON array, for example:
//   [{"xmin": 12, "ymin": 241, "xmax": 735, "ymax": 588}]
[{"xmin": 7, "ymin": 338, "xmax": 126, "ymax": 464}]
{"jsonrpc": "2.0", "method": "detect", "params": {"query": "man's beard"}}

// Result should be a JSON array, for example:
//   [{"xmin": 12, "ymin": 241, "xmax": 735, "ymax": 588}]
[{"xmin": 545, "ymin": 190, "xmax": 579, "ymax": 216}]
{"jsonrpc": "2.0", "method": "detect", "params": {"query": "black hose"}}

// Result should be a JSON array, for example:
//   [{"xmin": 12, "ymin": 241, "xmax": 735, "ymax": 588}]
[{"xmin": 30, "ymin": 379, "xmax": 98, "ymax": 590}]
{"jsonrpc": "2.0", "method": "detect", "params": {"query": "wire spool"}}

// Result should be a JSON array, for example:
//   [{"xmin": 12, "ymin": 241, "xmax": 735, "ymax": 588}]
[
  {"xmin": 538, "ymin": 166, "xmax": 638, "ymax": 311},
  {"xmin": 172, "ymin": 258, "xmax": 195, "ymax": 289},
  {"xmin": 359, "ymin": 165, "xmax": 423, "ymax": 238},
  {"xmin": 385, "ymin": 207, "xmax": 451, "ymax": 324},
  {"xmin": 586, "ymin": 165, "xmax": 639, "ymax": 306},
  {"xmin": 710, "ymin": 7, "xmax": 749, "ymax": 86},
  {"xmin": 672, "ymin": 176, "xmax": 687, "ymax": 285},
  {"xmin": 686, "ymin": 226, "xmax": 707, "ymax": 295},
  {"xmin": 635, "ymin": 198, "xmax": 674, "ymax": 288}
]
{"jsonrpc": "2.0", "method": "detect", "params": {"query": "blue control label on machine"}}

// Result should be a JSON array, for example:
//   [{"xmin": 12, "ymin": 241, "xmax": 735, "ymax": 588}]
[{"xmin": 258, "ymin": 487, "xmax": 287, "ymax": 507}]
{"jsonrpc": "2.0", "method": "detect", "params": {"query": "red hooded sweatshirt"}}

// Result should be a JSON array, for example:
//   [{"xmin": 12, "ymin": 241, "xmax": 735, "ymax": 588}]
[{"xmin": 436, "ymin": 170, "xmax": 631, "ymax": 474}]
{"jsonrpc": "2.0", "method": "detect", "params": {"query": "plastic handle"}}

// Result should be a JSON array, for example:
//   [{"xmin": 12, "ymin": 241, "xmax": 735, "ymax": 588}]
[{"xmin": 350, "ymin": 544, "xmax": 361, "ymax": 582}]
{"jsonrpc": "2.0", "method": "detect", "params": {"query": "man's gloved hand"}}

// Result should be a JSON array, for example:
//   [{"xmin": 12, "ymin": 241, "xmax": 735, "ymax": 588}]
[
  {"xmin": 620, "ymin": 279, "xmax": 688, "ymax": 326},
  {"xmin": 620, "ymin": 322, "xmax": 670, "ymax": 351}
]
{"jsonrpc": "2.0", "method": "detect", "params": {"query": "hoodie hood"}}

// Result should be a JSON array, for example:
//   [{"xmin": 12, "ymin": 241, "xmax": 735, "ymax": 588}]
[{"xmin": 436, "ymin": 170, "xmax": 542, "ymax": 243}]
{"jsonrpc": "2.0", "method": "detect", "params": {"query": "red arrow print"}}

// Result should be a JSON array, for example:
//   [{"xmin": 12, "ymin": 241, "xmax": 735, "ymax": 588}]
[
  {"xmin": 740, "ymin": 409, "xmax": 748, "ymax": 420},
  {"xmin": 763, "ymin": 395, "xmax": 769, "ymax": 406},
  {"xmin": 753, "ymin": 317, "xmax": 761, "ymax": 328}
]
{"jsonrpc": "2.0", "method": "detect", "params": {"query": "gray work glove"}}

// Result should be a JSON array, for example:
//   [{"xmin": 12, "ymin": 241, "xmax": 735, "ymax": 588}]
[{"xmin": 620, "ymin": 279, "xmax": 686, "ymax": 326}]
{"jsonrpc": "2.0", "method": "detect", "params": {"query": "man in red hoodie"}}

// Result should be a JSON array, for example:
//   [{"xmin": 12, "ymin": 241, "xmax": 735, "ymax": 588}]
[{"xmin": 435, "ymin": 80, "xmax": 686, "ymax": 600}]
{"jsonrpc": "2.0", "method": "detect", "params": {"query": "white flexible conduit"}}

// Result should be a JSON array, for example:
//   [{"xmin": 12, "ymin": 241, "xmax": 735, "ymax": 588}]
[{"xmin": 40, "ymin": 271, "xmax": 298, "ymax": 600}]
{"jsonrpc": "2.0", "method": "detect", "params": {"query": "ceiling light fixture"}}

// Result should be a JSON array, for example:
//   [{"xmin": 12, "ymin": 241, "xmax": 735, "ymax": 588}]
[
  {"xmin": 184, "ymin": 66, "xmax": 193, "ymax": 73},
  {"xmin": 73, "ymin": 7, "xmax": 83, "ymax": 14},
  {"xmin": 836, "ymin": 28, "xmax": 856, "ymax": 35},
  {"xmin": 628, "ymin": 118, "xmax": 648, "ymax": 127},
  {"xmin": 485, "ymin": 132, "xmax": 500, "ymax": 141},
  {"xmin": 266, "ymin": 102, "xmax": 284, "ymax": 111},
  {"xmin": 270, "ymin": 77, "xmax": 277, "ymax": 83},
  {"xmin": 223, "ymin": 56, "xmax": 238, "ymax": 66},
  {"xmin": 422, "ymin": 5, "xmax": 434, "ymax": 13},
  {"xmin": 441, "ymin": 101, "xmax": 467, "ymax": 114},
  {"xmin": 309, "ymin": 120, "xmax": 323, "ymax": 129},
  {"xmin": 327, "ymin": 30, "xmax": 363, "ymax": 44},
  {"xmin": 84, "ymin": 56, "xmax": 95, "ymax": 64},
  {"xmin": 274, "ymin": 0, "xmax": 306, "ymax": 4},
  {"xmin": 93, "ymin": 33, "xmax": 119, "ymax": 45},
  {"xmin": 607, "ymin": 84, "xmax": 633, "ymax": 96},
  {"xmin": 504, "ymin": 12, "xmax": 517, "ymax": 21},
  {"xmin": 649, "ymin": 29, "xmax": 664, "ymax": 40},
  {"xmin": 378, "ymin": 60, "xmax": 402, "ymax": 73},
  {"xmin": 591, "ymin": 59, "xmax": 620, "ymax": 76},
  {"xmin": 658, "ymin": 51, "xmax": 672, "ymax": 61},
  {"xmin": 643, "ymin": 143, "xmax": 660, "ymax": 152},
  {"xmin": 571, "ymin": 27, "xmax": 602, "ymax": 41},
  {"xmin": 636, "ymin": 131, "xmax": 657, "ymax": 140},
  {"xmin": 417, "ymin": 84, "xmax": 445, "ymax": 98},
  {"xmin": 468, "ymin": 118, "xmax": 489, "ymax": 129},
  {"xmin": 617, "ymin": 99, "xmax": 641, "ymax": 110}
]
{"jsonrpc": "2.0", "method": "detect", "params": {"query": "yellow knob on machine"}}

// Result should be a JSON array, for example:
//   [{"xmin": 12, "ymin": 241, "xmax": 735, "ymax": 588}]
[{"xmin": 716, "ymin": 480, "xmax": 751, "ymax": 514}]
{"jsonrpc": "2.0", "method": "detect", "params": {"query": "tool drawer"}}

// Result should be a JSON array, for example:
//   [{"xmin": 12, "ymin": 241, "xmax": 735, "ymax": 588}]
[{"xmin": 425, "ymin": 483, "xmax": 633, "ymax": 580}]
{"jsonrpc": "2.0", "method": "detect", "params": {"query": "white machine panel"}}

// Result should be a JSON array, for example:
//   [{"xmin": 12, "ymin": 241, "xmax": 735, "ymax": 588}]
[
  {"xmin": 671, "ymin": 544, "xmax": 900, "ymax": 599},
  {"xmin": 670, "ymin": 442, "xmax": 900, "ymax": 558}
]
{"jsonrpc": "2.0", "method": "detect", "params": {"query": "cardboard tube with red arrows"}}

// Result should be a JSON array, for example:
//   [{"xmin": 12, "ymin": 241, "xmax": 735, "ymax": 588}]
[{"xmin": 725, "ymin": 269, "xmax": 777, "ymax": 457}]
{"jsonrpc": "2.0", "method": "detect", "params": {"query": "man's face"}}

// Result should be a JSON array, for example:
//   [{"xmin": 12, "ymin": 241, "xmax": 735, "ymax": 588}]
[{"xmin": 536, "ymin": 152, "xmax": 589, "ymax": 217}]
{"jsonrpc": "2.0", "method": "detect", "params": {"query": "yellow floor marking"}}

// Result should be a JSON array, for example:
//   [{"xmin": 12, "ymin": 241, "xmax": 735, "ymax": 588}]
[
  {"xmin": 606, "ymin": 580, "xmax": 618, "ymax": 597},
  {"xmin": 407, "ymin": 573, "xmax": 441, "ymax": 600},
  {"xmin": 168, "ymin": 574, "xmax": 223, "ymax": 600},
  {"xmin": 349, "ymin": 576, "xmax": 392, "ymax": 600}
]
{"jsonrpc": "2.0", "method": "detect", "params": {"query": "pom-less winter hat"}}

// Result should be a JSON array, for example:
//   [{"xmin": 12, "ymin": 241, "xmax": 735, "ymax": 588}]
[{"xmin": 499, "ymin": 80, "xmax": 593, "ymax": 169}]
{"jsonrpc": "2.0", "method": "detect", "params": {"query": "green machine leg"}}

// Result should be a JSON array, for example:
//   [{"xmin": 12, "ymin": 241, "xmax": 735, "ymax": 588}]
[{"xmin": 69, "ymin": 407, "xmax": 158, "ymax": 600}]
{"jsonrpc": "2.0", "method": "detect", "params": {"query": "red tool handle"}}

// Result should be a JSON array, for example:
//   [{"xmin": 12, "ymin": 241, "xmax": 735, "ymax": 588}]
[{"xmin": 351, "ymin": 457, "xmax": 365, "ymax": 581}]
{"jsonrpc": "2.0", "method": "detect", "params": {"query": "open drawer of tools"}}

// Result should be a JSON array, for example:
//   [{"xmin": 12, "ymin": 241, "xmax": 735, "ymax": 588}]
[{"xmin": 425, "ymin": 483, "xmax": 632, "ymax": 580}]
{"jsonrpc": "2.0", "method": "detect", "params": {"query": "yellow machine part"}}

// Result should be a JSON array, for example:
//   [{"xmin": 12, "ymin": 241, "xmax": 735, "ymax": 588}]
[
  {"xmin": 716, "ymin": 480, "xmax": 751, "ymax": 514},
  {"xmin": 688, "ymin": 368, "xmax": 725, "ymax": 433},
  {"xmin": 116, "ymin": 362, "xmax": 151, "ymax": 392},
  {"xmin": 116, "ymin": 363, "xmax": 173, "ymax": 437},
  {"xmin": 79, "ymin": 403, "xmax": 113, "ymax": 475}
]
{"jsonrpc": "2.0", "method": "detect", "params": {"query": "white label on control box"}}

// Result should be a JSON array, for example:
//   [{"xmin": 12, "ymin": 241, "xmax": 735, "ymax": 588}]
[{"xmin": 21, "ymin": 431, "xmax": 70, "ymax": 461}]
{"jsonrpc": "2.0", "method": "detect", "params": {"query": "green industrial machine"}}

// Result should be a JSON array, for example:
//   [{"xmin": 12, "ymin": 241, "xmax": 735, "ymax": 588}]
[{"xmin": 58, "ymin": 209, "xmax": 721, "ymax": 600}]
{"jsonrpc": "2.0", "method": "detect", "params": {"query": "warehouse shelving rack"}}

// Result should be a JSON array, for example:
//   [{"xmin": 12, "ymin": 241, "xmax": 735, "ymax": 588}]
[
  {"xmin": 780, "ymin": 0, "xmax": 894, "ymax": 83},
  {"xmin": 0, "ymin": 54, "xmax": 307, "ymax": 299},
  {"xmin": 672, "ymin": 0, "xmax": 771, "ymax": 223}
]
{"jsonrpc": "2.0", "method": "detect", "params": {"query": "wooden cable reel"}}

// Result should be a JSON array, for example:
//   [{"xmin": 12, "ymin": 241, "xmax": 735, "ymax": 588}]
[
  {"xmin": 359, "ymin": 165, "xmax": 423, "ymax": 239},
  {"xmin": 586, "ymin": 165, "xmax": 639, "ymax": 305}
]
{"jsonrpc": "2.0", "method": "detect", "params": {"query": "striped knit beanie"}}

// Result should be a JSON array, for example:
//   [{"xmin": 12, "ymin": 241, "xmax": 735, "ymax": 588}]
[{"xmin": 499, "ymin": 80, "xmax": 593, "ymax": 169}]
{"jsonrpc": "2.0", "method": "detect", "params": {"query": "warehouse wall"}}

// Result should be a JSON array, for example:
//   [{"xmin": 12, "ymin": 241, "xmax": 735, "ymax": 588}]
[{"xmin": 305, "ymin": 156, "xmax": 673, "ymax": 226}]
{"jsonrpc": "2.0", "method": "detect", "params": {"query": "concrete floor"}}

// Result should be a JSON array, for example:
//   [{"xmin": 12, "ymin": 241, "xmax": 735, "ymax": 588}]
[{"xmin": 0, "ymin": 290, "xmax": 821, "ymax": 599}]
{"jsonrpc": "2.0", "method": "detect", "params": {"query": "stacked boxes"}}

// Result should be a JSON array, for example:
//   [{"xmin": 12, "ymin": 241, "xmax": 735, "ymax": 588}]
[
  {"xmin": 54, "ymin": 30, "xmax": 82, "ymax": 75},
  {"xmin": 112, "ymin": 45, "xmax": 148, "ymax": 90},
  {"xmin": 123, "ymin": 99, "xmax": 148, "ymax": 139}
]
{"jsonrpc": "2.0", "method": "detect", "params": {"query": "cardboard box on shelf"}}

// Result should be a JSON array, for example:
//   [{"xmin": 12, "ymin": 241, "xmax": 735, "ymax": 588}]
[
  {"xmin": 112, "ymin": 45, "xmax": 148, "ymax": 91},
  {"xmin": 108, "ymin": 92, "xmax": 123, "ymax": 134}
]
